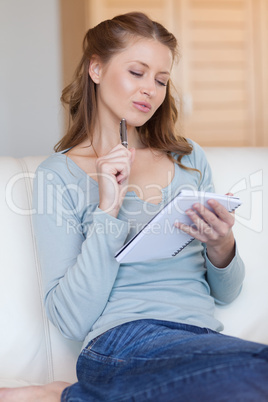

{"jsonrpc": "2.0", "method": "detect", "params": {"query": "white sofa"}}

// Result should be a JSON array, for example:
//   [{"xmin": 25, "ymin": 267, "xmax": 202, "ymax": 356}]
[{"xmin": 0, "ymin": 148, "xmax": 268, "ymax": 388}]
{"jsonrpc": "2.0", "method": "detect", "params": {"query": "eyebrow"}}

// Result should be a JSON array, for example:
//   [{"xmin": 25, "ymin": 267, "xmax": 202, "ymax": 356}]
[{"xmin": 130, "ymin": 60, "xmax": 170, "ymax": 75}]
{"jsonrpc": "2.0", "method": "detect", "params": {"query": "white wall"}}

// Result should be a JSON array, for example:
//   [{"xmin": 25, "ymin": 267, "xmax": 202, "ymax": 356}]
[{"xmin": 0, "ymin": 0, "xmax": 63, "ymax": 157}]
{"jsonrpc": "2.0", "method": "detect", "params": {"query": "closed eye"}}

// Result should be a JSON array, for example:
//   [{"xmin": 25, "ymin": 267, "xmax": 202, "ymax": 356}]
[
  {"xmin": 156, "ymin": 80, "xmax": 167, "ymax": 87},
  {"xmin": 129, "ymin": 71, "xmax": 143, "ymax": 77},
  {"xmin": 130, "ymin": 70, "xmax": 167, "ymax": 87}
]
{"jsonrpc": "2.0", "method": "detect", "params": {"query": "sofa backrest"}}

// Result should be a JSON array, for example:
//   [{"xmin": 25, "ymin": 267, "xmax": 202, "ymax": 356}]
[{"xmin": 205, "ymin": 148, "xmax": 268, "ymax": 343}]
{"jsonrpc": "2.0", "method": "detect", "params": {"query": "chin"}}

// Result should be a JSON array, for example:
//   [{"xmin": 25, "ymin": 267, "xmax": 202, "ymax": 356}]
[{"xmin": 127, "ymin": 113, "xmax": 154, "ymax": 128}]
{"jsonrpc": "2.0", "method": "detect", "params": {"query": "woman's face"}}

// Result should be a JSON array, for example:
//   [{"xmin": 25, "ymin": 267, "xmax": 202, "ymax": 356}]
[{"xmin": 90, "ymin": 38, "xmax": 173, "ymax": 129}]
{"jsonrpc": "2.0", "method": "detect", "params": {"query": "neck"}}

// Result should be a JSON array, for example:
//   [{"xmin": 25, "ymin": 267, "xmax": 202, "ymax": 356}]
[{"xmin": 88, "ymin": 116, "xmax": 143, "ymax": 157}]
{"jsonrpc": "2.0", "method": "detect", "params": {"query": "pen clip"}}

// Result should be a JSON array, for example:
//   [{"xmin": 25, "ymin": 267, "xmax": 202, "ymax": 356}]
[{"xmin": 120, "ymin": 118, "xmax": 128, "ymax": 148}]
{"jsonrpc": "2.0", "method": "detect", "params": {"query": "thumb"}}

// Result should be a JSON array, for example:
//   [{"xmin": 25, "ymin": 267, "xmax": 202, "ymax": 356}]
[{"xmin": 129, "ymin": 147, "xmax": 136, "ymax": 164}]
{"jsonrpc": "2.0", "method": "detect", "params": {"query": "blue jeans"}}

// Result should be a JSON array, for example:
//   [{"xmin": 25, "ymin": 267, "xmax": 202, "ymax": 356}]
[{"xmin": 61, "ymin": 319, "xmax": 268, "ymax": 401}]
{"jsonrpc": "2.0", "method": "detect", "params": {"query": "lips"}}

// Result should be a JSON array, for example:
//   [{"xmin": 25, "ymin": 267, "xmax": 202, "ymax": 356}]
[{"xmin": 133, "ymin": 101, "xmax": 152, "ymax": 113}]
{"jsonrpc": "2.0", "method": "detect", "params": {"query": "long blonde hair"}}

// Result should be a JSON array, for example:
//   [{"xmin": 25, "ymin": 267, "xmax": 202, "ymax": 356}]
[{"xmin": 55, "ymin": 12, "xmax": 193, "ymax": 168}]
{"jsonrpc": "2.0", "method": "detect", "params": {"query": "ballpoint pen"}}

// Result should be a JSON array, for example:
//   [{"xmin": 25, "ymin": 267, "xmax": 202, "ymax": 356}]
[{"xmin": 120, "ymin": 118, "xmax": 128, "ymax": 148}]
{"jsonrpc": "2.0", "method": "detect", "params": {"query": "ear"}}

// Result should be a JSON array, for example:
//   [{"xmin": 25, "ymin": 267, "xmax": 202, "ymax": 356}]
[{"xmin": 88, "ymin": 56, "xmax": 102, "ymax": 84}]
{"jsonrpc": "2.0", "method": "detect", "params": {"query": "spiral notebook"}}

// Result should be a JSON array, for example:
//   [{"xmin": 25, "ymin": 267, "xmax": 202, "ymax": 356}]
[{"xmin": 115, "ymin": 190, "xmax": 242, "ymax": 263}]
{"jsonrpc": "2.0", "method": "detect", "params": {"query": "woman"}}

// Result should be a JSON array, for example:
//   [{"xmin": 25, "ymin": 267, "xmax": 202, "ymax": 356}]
[{"xmin": 1, "ymin": 11, "xmax": 268, "ymax": 402}]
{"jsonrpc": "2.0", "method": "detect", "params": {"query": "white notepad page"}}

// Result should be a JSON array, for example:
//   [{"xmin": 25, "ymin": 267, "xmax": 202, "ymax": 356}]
[{"xmin": 115, "ymin": 190, "xmax": 242, "ymax": 263}]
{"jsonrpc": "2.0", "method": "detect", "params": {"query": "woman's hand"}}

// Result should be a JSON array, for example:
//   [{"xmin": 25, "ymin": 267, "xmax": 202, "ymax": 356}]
[
  {"xmin": 96, "ymin": 144, "xmax": 135, "ymax": 218},
  {"xmin": 174, "ymin": 194, "xmax": 236, "ymax": 268}
]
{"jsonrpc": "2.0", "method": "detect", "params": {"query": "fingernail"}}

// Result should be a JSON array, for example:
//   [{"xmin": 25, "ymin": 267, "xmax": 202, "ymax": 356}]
[
  {"xmin": 186, "ymin": 209, "xmax": 194, "ymax": 215},
  {"xmin": 208, "ymin": 199, "xmax": 215, "ymax": 206}
]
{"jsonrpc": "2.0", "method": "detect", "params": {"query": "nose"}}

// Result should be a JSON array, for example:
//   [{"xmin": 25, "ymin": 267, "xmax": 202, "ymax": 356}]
[{"xmin": 140, "ymin": 79, "xmax": 156, "ymax": 97}]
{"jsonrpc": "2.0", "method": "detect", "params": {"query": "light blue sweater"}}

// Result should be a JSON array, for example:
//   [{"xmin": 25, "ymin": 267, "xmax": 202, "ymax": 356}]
[{"xmin": 32, "ymin": 140, "xmax": 245, "ymax": 346}]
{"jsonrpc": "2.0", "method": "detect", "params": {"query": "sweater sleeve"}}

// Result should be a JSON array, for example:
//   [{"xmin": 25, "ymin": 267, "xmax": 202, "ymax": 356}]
[
  {"xmin": 187, "ymin": 140, "xmax": 246, "ymax": 305},
  {"xmin": 204, "ymin": 244, "xmax": 245, "ymax": 305},
  {"xmin": 32, "ymin": 166, "xmax": 129, "ymax": 341}
]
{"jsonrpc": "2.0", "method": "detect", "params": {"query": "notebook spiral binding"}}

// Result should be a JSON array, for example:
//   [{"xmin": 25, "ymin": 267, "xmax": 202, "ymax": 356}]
[{"xmin": 172, "ymin": 238, "xmax": 194, "ymax": 257}]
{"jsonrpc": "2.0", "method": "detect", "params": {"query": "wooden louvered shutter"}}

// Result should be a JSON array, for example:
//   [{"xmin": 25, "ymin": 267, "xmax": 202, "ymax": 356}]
[
  {"xmin": 174, "ymin": 0, "xmax": 257, "ymax": 146},
  {"xmin": 252, "ymin": 0, "xmax": 268, "ymax": 146},
  {"xmin": 86, "ymin": 0, "xmax": 175, "ymax": 30}
]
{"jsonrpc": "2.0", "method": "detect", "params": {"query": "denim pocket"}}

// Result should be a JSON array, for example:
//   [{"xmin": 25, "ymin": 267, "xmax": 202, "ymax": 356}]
[
  {"xmin": 79, "ymin": 328, "xmax": 127, "ymax": 369},
  {"xmin": 84, "ymin": 332, "xmax": 105, "ymax": 351},
  {"xmin": 76, "ymin": 341, "xmax": 127, "ymax": 385}
]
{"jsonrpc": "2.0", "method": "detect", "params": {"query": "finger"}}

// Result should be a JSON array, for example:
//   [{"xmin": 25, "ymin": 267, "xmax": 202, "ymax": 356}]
[
  {"xmin": 188, "ymin": 201, "xmax": 234, "ymax": 239},
  {"xmin": 174, "ymin": 221, "xmax": 211, "ymax": 243},
  {"xmin": 109, "ymin": 143, "xmax": 133, "ymax": 156},
  {"xmin": 206, "ymin": 200, "xmax": 235, "ymax": 226},
  {"xmin": 191, "ymin": 202, "xmax": 220, "ymax": 229},
  {"xmin": 96, "ymin": 159, "xmax": 130, "ymax": 179},
  {"xmin": 96, "ymin": 155, "xmax": 131, "ymax": 167},
  {"xmin": 185, "ymin": 208, "xmax": 217, "ymax": 239},
  {"xmin": 192, "ymin": 201, "xmax": 232, "ymax": 227},
  {"xmin": 129, "ymin": 147, "xmax": 136, "ymax": 164},
  {"xmin": 224, "ymin": 193, "xmax": 235, "ymax": 216},
  {"xmin": 98, "ymin": 148, "xmax": 131, "ymax": 161},
  {"xmin": 96, "ymin": 152, "xmax": 132, "ymax": 170},
  {"xmin": 193, "ymin": 202, "xmax": 234, "ymax": 236},
  {"xmin": 185, "ymin": 208, "xmax": 209, "ymax": 233}
]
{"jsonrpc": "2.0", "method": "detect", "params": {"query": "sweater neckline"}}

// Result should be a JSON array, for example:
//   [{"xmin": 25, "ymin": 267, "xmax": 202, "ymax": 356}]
[{"xmin": 59, "ymin": 151, "xmax": 179, "ymax": 207}]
